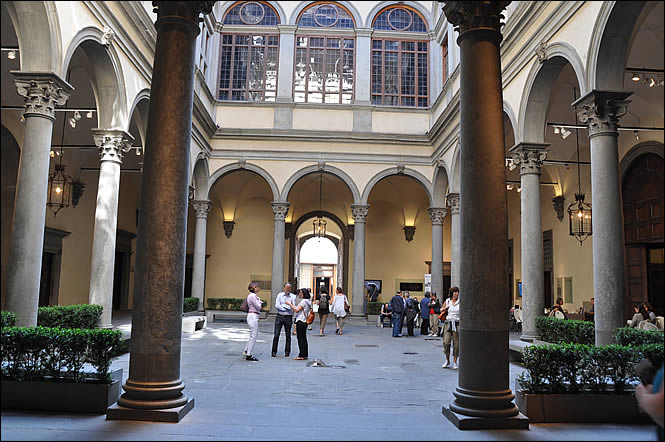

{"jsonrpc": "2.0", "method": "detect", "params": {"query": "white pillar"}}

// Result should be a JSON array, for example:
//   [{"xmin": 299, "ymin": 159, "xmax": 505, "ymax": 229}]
[
  {"xmin": 190, "ymin": 200, "xmax": 211, "ymax": 311},
  {"xmin": 354, "ymin": 28, "xmax": 372, "ymax": 105},
  {"xmin": 88, "ymin": 130, "xmax": 133, "ymax": 328},
  {"xmin": 574, "ymin": 90, "xmax": 632, "ymax": 346},
  {"xmin": 510, "ymin": 142, "xmax": 549, "ymax": 342},
  {"xmin": 428, "ymin": 207, "xmax": 447, "ymax": 298},
  {"xmin": 270, "ymin": 202, "xmax": 289, "ymax": 312},
  {"xmin": 276, "ymin": 25, "xmax": 296, "ymax": 102},
  {"xmin": 447, "ymin": 193, "xmax": 460, "ymax": 287},
  {"xmin": 351, "ymin": 204, "xmax": 369, "ymax": 317},
  {"xmin": 5, "ymin": 73, "xmax": 71, "ymax": 327}
]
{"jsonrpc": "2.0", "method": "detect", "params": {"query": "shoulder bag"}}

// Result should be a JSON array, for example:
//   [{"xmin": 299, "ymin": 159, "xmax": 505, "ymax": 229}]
[
  {"xmin": 306, "ymin": 308, "xmax": 315, "ymax": 324},
  {"xmin": 438, "ymin": 301, "xmax": 448, "ymax": 321},
  {"xmin": 344, "ymin": 295, "xmax": 350, "ymax": 312}
]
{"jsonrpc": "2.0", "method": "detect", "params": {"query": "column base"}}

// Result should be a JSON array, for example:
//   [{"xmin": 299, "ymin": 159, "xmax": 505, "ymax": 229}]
[
  {"xmin": 442, "ymin": 403, "xmax": 529, "ymax": 430},
  {"xmin": 519, "ymin": 334, "xmax": 535, "ymax": 343},
  {"xmin": 107, "ymin": 397, "xmax": 194, "ymax": 423}
]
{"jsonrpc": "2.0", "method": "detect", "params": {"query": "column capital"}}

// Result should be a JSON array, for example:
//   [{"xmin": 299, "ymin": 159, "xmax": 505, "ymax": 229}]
[
  {"xmin": 277, "ymin": 24, "xmax": 297, "ymax": 35},
  {"xmin": 12, "ymin": 71, "xmax": 73, "ymax": 120},
  {"xmin": 190, "ymin": 200, "xmax": 211, "ymax": 218},
  {"xmin": 271, "ymin": 201, "xmax": 289, "ymax": 221},
  {"xmin": 442, "ymin": 1, "xmax": 511, "ymax": 39},
  {"xmin": 447, "ymin": 193, "xmax": 460, "ymax": 214},
  {"xmin": 92, "ymin": 129, "xmax": 134, "ymax": 164},
  {"xmin": 428, "ymin": 207, "xmax": 447, "ymax": 225},
  {"xmin": 573, "ymin": 90, "xmax": 632, "ymax": 137},
  {"xmin": 509, "ymin": 142, "xmax": 549, "ymax": 175},
  {"xmin": 152, "ymin": 1, "xmax": 214, "ymax": 31},
  {"xmin": 351, "ymin": 204, "xmax": 370, "ymax": 223}
]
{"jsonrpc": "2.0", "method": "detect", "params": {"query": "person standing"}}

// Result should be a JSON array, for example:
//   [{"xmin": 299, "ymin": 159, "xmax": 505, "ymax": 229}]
[
  {"xmin": 272, "ymin": 282, "xmax": 296, "ymax": 357},
  {"xmin": 442, "ymin": 286, "xmax": 460, "ymax": 369},
  {"xmin": 390, "ymin": 291, "xmax": 404, "ymax": 337},
  {"xmin": 243, "ymin": 283, "xmax": 262, "ymax": 361},
  {"xmin": 405, "ymin": 293, "xmax": 417, "ymax": 337},
  {"xmin": 330, "ymin": 287, "xmax": 349, "ymax": 335},
  {"xmin": 316, "ymin": 287, "xmax": 331, "ymax": 336},
  {"xmin": 420, "ymin": 292, "xmax": 431, "ymax": 335},
  {"xmin": 286, "ymin": 288, "xmax": 312, "ymax": 360},
  {"xmin": 428, "ymin": 292, "xmax": 441, "ymax": 337}
]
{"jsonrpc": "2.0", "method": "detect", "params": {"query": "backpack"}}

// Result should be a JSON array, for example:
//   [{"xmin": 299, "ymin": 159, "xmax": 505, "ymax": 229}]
[
  {"xmin": 240, "ymin": 296, "xmax": 249, "ymax": 313},
  {"xmin": 319, "ymin": 294, "xmax": 329, "ymax": 310}
]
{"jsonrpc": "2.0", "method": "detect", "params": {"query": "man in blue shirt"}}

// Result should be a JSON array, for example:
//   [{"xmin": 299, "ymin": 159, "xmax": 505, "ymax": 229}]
[
  {"xmin": 390, "ymin": 291, "xmax": 405, "ymax": 337},
  {"xmin": 271, "ymin": 283, "xmax": 296, "ymax": 357},
  {"xmin": 420, "ymin": 292, "xmax": 431, "ymax": 335}
]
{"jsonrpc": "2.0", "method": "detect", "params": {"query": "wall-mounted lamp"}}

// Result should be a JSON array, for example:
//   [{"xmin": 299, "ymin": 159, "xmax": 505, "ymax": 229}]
[
  {"xmin": 223, "ymin": 220, "xmax": 235, "ymax": 239},
  {"xmin": 552, "ymin": 195, "xmax": 565, "ymax": 222},
  {"xmin": 403, "ymin": 226, "xmax": 416, "ymax": 242}
]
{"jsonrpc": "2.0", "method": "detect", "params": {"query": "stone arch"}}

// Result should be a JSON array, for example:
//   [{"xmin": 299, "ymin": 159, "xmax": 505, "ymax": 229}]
[
  {"xmin": 432, "ymin": 165, "xmax": 449, "ymax": 208},
  {"xmin": 620, "ymin": 141, "xmax": 665, "ymax": 182},
  {"xmin": 503, "ymin": 101, "xmax": 518, "ymax": 143},
  {"xmin": 191, "ymin": 157, "xmax": 210, "ymax": 201},
  {"xmin": 365, "ymin": 1, "xmax": 434, "ymax": 31},
  {"xmin": 289, "ymin": 1, "xmax": 363, "ymax": 27},
  {"xmin": 218, "ymin": 1, "xmax": 286, "ymax": 25},
  {"xmin": 281, "ymin": 164, "xmax": 361, "ymax": 204},
  {"xmin": 61, "ymin": 27, "xmax": 129, "ymax": 130},
  {"xmin": 450, "ymin": 142, "xmax": 461, "ymax": 194},
  {"xmin": 361, "ymin": 167, "xmax": 433, "ymax": 206},
  {"xmin": 3, "ymin": 1, "xmax": 61, "ymax": 72},
  {"xmin": 518, "ymin": 49, "xmax": 585, "ymax": 143},
  {"xmin": 207, "ymin": 161, "xmax": 280, "ymax": 202}
]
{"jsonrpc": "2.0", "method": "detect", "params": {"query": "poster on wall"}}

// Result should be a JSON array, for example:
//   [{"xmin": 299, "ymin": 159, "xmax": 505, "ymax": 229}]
[{"xmin": 424, "ymin": 274, "xmax": 432, "ymax": 292}]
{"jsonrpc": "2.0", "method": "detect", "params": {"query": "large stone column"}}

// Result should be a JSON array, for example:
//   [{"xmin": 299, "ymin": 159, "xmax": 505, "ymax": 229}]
[
  {"xmin": 5, "ymin": 72, "xmax": 71, "ymax": 327},
  {"xmin": 354, "ymin": 28, "xmax": 372, "ymax": 105},
  {"xmin": 270, "ymin": 202, "xmax": 289, "ymax": 312},
  {"xmin": 441, "ymin": 1, "xmax": 528, "ymax": 429},
  {"xmin": 190, "ymin": 200, "xmax": 211, "ymax": 311},
  {"xmin": 107, "ymin": 1, "xmax": 214, "ymax": 423},
  {"xmin": 428, "ymin": 207, "xmax": 447, "ymax": 298},
  {"xmin": 447, "ymin": 193, "xmax": 461, "ymax": 287},
  {"xmin": 88, "ymin": 130, "xmax": 133, "ymax": 329},
  {"xmin": 351, "ymin": 204, "xmax": 369, "ymax": 317},
  {"xmin": 509, "ymin": 143, "xmax": 549, "ymax": 342},
  {"xmin": 573, "ymin": 90, "xmax": 632, "ymax": 346}
]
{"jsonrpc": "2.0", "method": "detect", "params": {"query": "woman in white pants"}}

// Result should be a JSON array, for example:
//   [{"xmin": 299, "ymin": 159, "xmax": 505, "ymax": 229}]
[{"xmin": 243, "ymin": 283, "xmax": 262, "ymax": 361}]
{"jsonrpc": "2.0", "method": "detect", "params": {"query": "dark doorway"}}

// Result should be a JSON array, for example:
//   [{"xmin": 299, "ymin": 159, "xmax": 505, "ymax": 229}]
[
  {"xmin": 543, "ymin": 230, "xmax": 553, "ymax": 308},
  {"xmin": 315, "ymin": 276, "xmax": 331, "ymax": 297},
  {"xmin": 648, "ymin": 247, "xmax": 664, "ymax": 315},
  {"xmin": 113, "ymin": 251, "xmax": 125, "ymax": 310},
  {"xmin": 39, "ymin": 253, "xmax": 54, "ymax": 307},
  {"xmin": 40, "ymin": 227, "xmax": 70, "ymax": 307}
]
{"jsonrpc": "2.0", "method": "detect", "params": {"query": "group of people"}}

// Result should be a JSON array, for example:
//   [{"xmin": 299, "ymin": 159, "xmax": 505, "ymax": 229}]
[
  {"xmin": 242, "ymin": 282, "xmax": 350, "ymax": 362},
  {"xmin": 381, "ymin": 287, "xmax": 461, "ymax": 370},
  {"xmin": 627, "ymin": 302, "xmax": 658, "ymax": 328}
]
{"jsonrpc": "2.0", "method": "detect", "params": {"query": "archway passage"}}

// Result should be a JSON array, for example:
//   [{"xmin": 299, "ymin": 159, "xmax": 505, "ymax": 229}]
[
  {"xmin": 298, "ymin": 235, "xmax": 339, "ymax": 298},
  {"xmin": 623, "ymin": 153, "xmax": 664, "ymax": 316}
]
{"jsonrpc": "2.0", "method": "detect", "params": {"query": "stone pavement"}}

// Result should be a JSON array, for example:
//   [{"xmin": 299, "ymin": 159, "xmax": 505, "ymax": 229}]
[{"xmin": 0, "ymin": 317, "xmax": 658, "ymax": 441}]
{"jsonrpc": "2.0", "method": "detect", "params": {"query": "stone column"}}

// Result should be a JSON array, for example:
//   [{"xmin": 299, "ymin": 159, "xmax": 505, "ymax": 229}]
[
  {"xmin": 509, "ymin": 142, "xmax": 549, "ymax": 342},
  {"xmin": 107, "ymin": 1, "xmax": 214, "ymax": 423},
  {"xmin": 428, "ymin": 207, "xmax": 447, "ymax": 298},
  {"xmin": 190, "ymin": 200, "xmax": 211, "ymax": 311},
  {"xmin": 351, "ymin": 204, "xmax": 369, "ymax": 317},
  {"xmin": 5, "ymin": 72, "xmax": 71, "ymax": 327},
  {"xmin": 354, "ymin": 28, "xmax": 373, "ymax": 105},
  {"xmin": 573, "ymin": 90, "xmax": 632, "ymax": 346},
  {"xmin": 270, "ymin": 202, "xmax": 289, "ymax": 312},
  {"xmin": 88, "ymin": 130, "xmax": 133, "ymax": 329},
  {"xmin": 276, "ymin": 25, "xmax": 296, "ymax": 102},
  {"xmin": 441, "ymin": 1, "xmax": 528, "ymax": 429},
  {"xmin": 447, "ymin": 193, "xmax": 461, "ymax": 287}
]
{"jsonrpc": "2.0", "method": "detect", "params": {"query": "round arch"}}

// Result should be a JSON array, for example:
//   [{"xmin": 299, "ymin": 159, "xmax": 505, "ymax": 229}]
[
  {"xmin": 127, "ymin": 90, "xmax": 150, "ymax": 149},
  {"xmin": 450, "ymin": 142, "xmax": 461, "ymax": 194},
  {"xmin": 289, "ymin": 1, "xmax": 362, "ymax": 27},
  {"xmin": 365, "ymin": 1, "xmax": 434, "ymax": 32},
  {"xmin": 4, "ymin": 1, "xmax": 61, "ymax": 72},
  {"xmin": 620, "ymin": 141, "xmax": 665, "ymax": 182},
  {"xmin": 281, "ymin": 164, "xmax": 361, "ymax": 204},
  {"xmin": 207, "ymin": 161, "xmax": 280, "ymax": 202},
  {"xmin": 61, "ymin": 27, "xmax": 129, "ymax": 130},
  {"xmin": 432, "ymin": 164, "xmax": 450, "ymax": 208},
  {"xmin": 218, "ymin": 1, "xmax": 285, "ymax": 25},
  {"xmin": 361, "ymin": 167, "xmax": 434, "ymax": 206},
  {"xmin": 503, "ymin": 101, "xmax": 519, "ymax": 143},
  {"xmin": 191, "ymin": 157, "xmax": 210, "ymax": 201}
]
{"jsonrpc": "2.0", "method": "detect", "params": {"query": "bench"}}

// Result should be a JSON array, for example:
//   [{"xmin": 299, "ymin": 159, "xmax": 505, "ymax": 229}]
[{"xmin": 206, "ymin": 310, "xmax": 268, "ymax": 323}]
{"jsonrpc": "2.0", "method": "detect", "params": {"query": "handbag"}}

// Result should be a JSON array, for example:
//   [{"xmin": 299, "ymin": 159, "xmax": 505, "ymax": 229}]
[
  {"xmin": 306, "ymin": 310, "xmax": 315, "ymax": 325},
  {"xmin": 438, "ymin": 307, "xmax": 448, "ymax": 321},
  {"xmin": 312, "ymin": 303, "xmax": 319, "ymax": 313},
  {"xmin": 344, "ymin": 299, "xmax": 350, "ymax": 313},
  {"xmin": 240, "ymin": 297, "xmax": 249, "ymax": 313}
]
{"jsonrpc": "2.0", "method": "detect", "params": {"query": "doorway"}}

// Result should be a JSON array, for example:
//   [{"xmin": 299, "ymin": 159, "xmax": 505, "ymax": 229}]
[{"xmin": 315, "ymin": 276, "xmax": 331, "ymax": 298}]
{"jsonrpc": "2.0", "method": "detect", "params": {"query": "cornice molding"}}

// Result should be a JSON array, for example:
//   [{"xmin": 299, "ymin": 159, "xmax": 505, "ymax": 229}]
[{"xmin": 208, "ymin": 149, "xmax": 432, "ymax": 166}]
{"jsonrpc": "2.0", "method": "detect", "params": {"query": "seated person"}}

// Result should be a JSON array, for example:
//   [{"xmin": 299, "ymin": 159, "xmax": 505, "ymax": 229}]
[
  {"xmin": 379, "ymin": 302, "xmax": 392, "ymax": 327},
  {"xmin": 642, "ymin": 302, "xmax": 657, "ymax": 324},
  {"xmin": 549, "ymin": 297, "xmax": 568, "ymax": 319},
  {"xmin": 627, "ymin": 304, "xmax": 645, "ymax": 328}
]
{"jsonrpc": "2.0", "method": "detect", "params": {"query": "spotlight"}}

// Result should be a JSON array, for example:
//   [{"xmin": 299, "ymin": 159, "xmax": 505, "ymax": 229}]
[
  {"xmin": 135, "ymin": 147, "xmax": 141, "ymax": 156},
  {"xmin": 517, "ymin": 186, "xmax": 522, "ymax": 193},
  {"xmin": 86, "ymin": 111, "xmax": 93, "ymax": 119},
  {"xmin": 634, "ymin": 130, "xmax": 639, "ymax": 141},
  {"xmin": 69, "ymin": 110, "xmax": 81, "ymax": 128},
  {"xmin": 631, "ymin": 73, "xmax": 640, "ymax": 82},
  {"xmin": 553, "ymin": 126, "xmax": 560, "ymax": 134},
  {"xmin": 649, "ymin": 77, "xmax": 656, "ymax": 87},
  {"xmin": 7, "ymin": 50, "xmax": 16, "ymax": 60},
  {"xmin": 50, "ymin": 150, "xmax": 55, "ymax": 158},
  {"xmin": 562, "ymin": 128, "xmax": 572, "ymax": 139},
  {"xmin": 507, "ymin": 184, "xmax": 513, "ymax": 191},
  {"xmin": 20, "ymin": 115, "xmax": 25, "ymax": 123}
]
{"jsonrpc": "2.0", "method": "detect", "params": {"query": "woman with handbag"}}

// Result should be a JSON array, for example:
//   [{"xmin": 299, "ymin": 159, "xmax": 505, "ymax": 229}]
[
  {"xmin": 330, "ymin": 287, "xmax": 349, "ymax": 335},
  {"xmin": 316, "ymin": 287, "xmax": 331, "ymax": 336},
  {"xmin": 442, "ymin": 287, "xmax": 460, "ymax": 369},
  {"xmin": 243, "ymin": 283, "xmax": 262, "ymax": 361},
  {"xmin": 285, "ymin": 288, "xmax": 312, "ymax": 360}
]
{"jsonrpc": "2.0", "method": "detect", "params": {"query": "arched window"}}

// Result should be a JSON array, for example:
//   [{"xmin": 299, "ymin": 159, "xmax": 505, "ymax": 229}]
[
  {"xmin": 371, "ymin": 6, "xmax": 429, "ymax": 107},
  {"xmin": 294, "ymin": 3, "xmax": 356, "ymax": 104},
  {"xmin": 218, "ymin": 2, "xmax": 280, "ymax": 101}
]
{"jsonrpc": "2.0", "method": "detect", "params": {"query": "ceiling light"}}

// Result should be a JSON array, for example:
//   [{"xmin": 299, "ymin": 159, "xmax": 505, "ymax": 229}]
[
  {"xmin": 553, "ymin": 126, "xmax": 560, "ymax": 134},
  {"xmin": 506, "ymin": 184, "xmax": 513, "ymax": 191},
  {"xmin": 517, "ymin": 186, "xmax": 522, "ymax": 193},
  {"xmin": 7, "ymin": 50, "xmax": 16, "ymax": 60},
  {"xmin": 86, "ymin": 111, "xmax": 93, "ymax": 119},
  {"xmin": 135, "ymin": 147, "xmax": 141, "ymax": 156},
  {"xmin": 631, "ymin": 73, "xmax": 640, "ymax": 82},
  {"xmin": 50, "ymin": 150, "xmax": 55, "ymax": 158},
  {"xmin": 69, "ymin": 110, "xmax": 81, "ymax": 128},
  {"xmin": 561, "ymin": 129, "xmax": 572, "ymax": 139},
  {"xmin": 649, "ymin": 77, "xmax": 656, "ymax": 87},
  {"xmin": 634, "ymin": 130, "xmax": 639, "ymax": 141}
]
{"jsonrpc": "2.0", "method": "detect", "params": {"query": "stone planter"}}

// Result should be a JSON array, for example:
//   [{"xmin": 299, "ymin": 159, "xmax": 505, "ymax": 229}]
[
  {"xmin": 1, "ymin": 369, "xmax": 122, "ymax": 414},
  {"xmin": 515, "ymin": 388, "xmax": 649, "ymax": 423}
]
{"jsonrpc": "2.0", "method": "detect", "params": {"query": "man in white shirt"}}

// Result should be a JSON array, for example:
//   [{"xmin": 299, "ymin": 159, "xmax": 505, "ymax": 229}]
[{"xmin": 272, "ymin": 283, "xmax": 296, "ymax": 357}]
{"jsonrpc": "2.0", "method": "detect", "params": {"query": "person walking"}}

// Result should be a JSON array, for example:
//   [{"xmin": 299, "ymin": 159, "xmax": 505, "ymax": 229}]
[
  {"xmin": 442, "ymin": 287, "xmax": 460, "ymax": 369},
  {"xmin": 428, "ymin": 292, "xmax": 441, "ymax": 337},
  {"xmin": 272, "ymin": 282, "xmax": 296, "ymax": 357},
  {"xmin": 243, "ymin": 282, "xmax": 262, "ymax": 361},
  {"xmin": 390, "ymin": 291, "xmax": 404, "ymax": 337},
  {"xmin": 405, "ymin": 293, "xmax": 417, "ymax": 337},
  {"xmin": 316, "ymin": 287, "xmax": 331, "ymax": 336},
  {"xmin": 420, "ymin": 292, "xmax": 431, "ymax": 335},
  {"xmin": 330, "ymin": 287, "xmax": 349, "ymax": 335},
  {"xmin": 286, "ymin": 288, "xmax": 312, "ymax": 360}
]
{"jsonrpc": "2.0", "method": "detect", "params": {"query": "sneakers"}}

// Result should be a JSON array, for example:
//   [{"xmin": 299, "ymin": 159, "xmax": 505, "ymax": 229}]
[
  {"xmin": 246, "ymin": 355, "xmax": 258, "ymax": 361},
  {"xmin": 452, "ymin": 362, "xmax": 458, "ymax": 370},
  {"xmin": 335, "ymin": 328, "xmax": 339, "ymax": 334},
  {"xmin": 442, "ymin": 360, "xmax": 450, "ymax": 369}
]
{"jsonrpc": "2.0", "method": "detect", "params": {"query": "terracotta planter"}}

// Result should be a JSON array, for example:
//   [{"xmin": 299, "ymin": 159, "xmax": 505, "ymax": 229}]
[{"xmin": 1, "ymin": 369, "xmax": 122, "ymax": 414}]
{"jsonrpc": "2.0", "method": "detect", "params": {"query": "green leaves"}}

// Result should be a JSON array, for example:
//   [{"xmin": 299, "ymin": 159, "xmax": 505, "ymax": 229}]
[
  {"xmin": 183, "ymin": 297, "xmax": 199, "ymax": 313},
  {"xmin": 614, "ymin": 327, "xmax": 664, "ymax": 347},
  {"xmin": 1, "ymin": 311, "xmax": 17, "ymax": 328},
  {"xmin": 37, "ymin": 305, "xmax": 103, "ymax": 329},
  {"xmin": 206, "ymin": 297, "xmax": 267, "ymax": 311},
  {"xmin": 367, "ymin": 302, "xmax": 382, "ymax": 315},
  {"xmin": 535, "ymin": 316, "xmax": 594, "ymax": 345}
]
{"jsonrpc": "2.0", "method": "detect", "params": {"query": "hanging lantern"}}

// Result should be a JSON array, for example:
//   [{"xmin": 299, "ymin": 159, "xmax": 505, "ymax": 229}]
[
  {"xmin": 568, "ymin": 192, "xmax": 592, "ymax": 245},
  {"xmin": 313, "ymin": 216, "xmax": 327, "ymax": 238},
  {"xmin": 47, "ymin": 164, "xmax": 72, "ymax": 216}
]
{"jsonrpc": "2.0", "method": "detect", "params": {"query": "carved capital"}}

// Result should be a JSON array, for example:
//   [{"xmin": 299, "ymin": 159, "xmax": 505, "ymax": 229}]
[
  {"xmin": 509, "ymin": 142, "xmax": 549, "ymax": 175},
  {"xmin": 188, "ymin": 185, "xmax": 195, "ymax": 201},
  {"xmin": 535, "ymin": 41, "xmax": 548, "ymax": 63},
  {"xmin": 351, "ymin": 204, "xmax": 370, "ymax": 223},
  {"xmin": 13, "ymin": 72, "xmax": 72, "ymax": 120},
  {"xmin": 101, "ymin": 26, "xmax": 115, "ymax": 47},
  {"xmin": 271, "ymin": 202, "xmax": 289, "ymax": 221},
  {"xmin": 573, "ymin": 90, "xmax": 632, "ymax": 137},
  {"xmin": 191, "ymin": 200, "xmax": 211, "ymax": 218},
  {"xmin": 92, "ymin": 130, "xmax": 134, "ymax": 164},
  {"xmin": 447, "ymin": 193, "xmax": 460, "ymax": 215},
  {"xmin": 442, "ymin": 1, "xmax": 511, "ymax": 37},
  {"xmin": 152, "ymin": 1, "xmax": 215, "ymax": 26},
  {"xmin": 428, "ymin": 207, "xmax": 447, "ymax": 225}
]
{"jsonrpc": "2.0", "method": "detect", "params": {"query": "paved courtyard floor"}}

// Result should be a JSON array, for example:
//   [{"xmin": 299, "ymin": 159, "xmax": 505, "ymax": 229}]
[{"xmin": 1, "ymin": 317, "xmax": 659, "ymax": 441}]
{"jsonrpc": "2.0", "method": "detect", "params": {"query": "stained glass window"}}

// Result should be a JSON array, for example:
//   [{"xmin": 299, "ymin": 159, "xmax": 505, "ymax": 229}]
[
  {"xmin": 223, "ymin": 1, "xmax": 280, "ymax": 26},
  {"xmin": 297, "ymin": 3, "xmax": 355, "ymax": 29}
]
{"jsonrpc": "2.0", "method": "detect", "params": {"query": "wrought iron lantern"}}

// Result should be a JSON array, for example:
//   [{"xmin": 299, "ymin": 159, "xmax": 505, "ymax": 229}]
[
  {"xmin": 567, "ymin": 86, "xmax": 592, "ymax": 245},
  {"xmin": 313, "ymin": 171, "xmax": 327, "ymax": 238},
  {"xmin": 47, "ymin": 164, "xmax": 72, "ymax": 216}
]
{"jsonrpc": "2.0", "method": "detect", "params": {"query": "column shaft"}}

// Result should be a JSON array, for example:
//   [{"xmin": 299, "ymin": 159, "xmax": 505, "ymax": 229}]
[
  {"xmin": 270, "ymin": 202, "xmax": 288, "ymax": 312},
  {"xmin": 354, "ymin": 29, "xmax": 372, "ymax": 104},
  {"xmin": 448, "ymin": 194, "xmax": 461, "ymax": 287},
  {"xmin": 190, "ymin": 200, "xmax": 211, "ymax": 311},
  {"xmin": 429, "ymin": 207, "xmax": 447, "ymax": 298},
  {"xmin": 351, "ymin": 205, "xmax": 369, "ymax": 317},
  {"xmin": 276, "ymin": 25, "xmax": 296, "ymax": 102}
]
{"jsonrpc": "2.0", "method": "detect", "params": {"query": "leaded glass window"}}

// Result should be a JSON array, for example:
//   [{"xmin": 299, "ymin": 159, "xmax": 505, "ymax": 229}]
[
  {"xmin": 294, "ymin": 37, "xmax": 355, "ymax": 104},
  {"xmin": 223, "ymin": 1, "xmax": 280, "ymax": 26},
  {"xmin": 373, "ymin": 5, "xmax": 427, "ymax": 32},
  {"xmin": 297, "ymin": 3, "xmax": 355, "ymax": 29}
]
